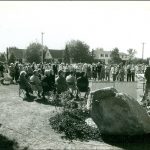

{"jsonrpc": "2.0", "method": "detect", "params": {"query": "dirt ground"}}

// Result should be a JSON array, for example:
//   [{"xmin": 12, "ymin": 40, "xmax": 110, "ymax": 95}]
[{"xmin": 0, "ymin": 79, "xmax": 146, "ymax": 150}]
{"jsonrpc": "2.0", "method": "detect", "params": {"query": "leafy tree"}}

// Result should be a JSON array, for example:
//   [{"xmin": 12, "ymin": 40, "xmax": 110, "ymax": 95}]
[
  {"xmin": 63, "ymin": 45, "xmax": 70, "ymax": 64},
  {"xmin": 0, "ymin": 53, "xmax": 6, "ymax": 62},
  {"xmin": 26, "ymin": 42, "xmax": 43, "ymax": 63},
  {"xmin": 8, "ymin": 53, "xmax": 16, "ymax": 64},
  {"xmin": 110, "ymin": 47, "xmax": 122, "ymax": 64},
  {"xmin": 132, "ymin": 58, "xmax": 148, "ymax": 65},
  {"xmin": 8, "ymin": 47, "xmax": 18, "ymax": 51},
  {"xmin": 66, "ymin": 40, "xmax": 91, "ymax": 63},
  {"xmin": 127, "ymin": 49, "xmax": 136, "ymax": 61}
]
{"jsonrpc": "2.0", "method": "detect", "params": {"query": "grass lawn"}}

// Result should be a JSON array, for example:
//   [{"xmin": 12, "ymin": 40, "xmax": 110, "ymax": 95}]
[
  {"xmin": 90, "ymin": 81, "xmax": 137, "ymax": 100},
  {"xmin": 0, "ymin": 79, "xmax": 146, "ymax": 150},
  {"xmin": 0, "ymin": 84, "xmax": 122, "ymax": 150}
]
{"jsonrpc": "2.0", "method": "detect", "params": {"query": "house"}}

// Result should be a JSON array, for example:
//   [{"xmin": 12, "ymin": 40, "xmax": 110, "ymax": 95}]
[
  {"xmin": 0, "ymin": 52, "xmax": 7, "ymax": 62},
  {"xmin": 7, "ymin": 47, "xmax": 66, "ymax": 63},
  {"xmin": 45, "ymin": 49, "xmax": 65, "ymax": 63},
  {"xmin": 94, "ymin": 49, "xmax": 129, "ymax": 64},
  {"xmin": 7, "ymin": 47, "xmax": 26, "ymax": 63},
  {"xmin": 44, "ymin": 49, "xmax": 73, "ymax": 63},
  {"xmin": 119, "ymin": 52, "xmax": 129, "ymax": 61}
]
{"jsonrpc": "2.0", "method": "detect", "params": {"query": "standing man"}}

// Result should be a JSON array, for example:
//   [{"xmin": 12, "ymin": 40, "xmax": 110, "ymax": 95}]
[
  {"xmin": 131, "ymin": 64, "xmax": 135, "ymax": 82},
  {"xmin": 111, "ymin": 64, "xmax": 117, "ymax": 81},
  {"xmin": 53, "ymin": 62, "xmax": 58, "ymax": 76},
  {"xmin": 9, "ymin": 63, "xmax": 15, "ymax": 84},
  {"xmin": 96, "ymin": 62, "xmax": 102, "ymax": 81},
  {"xmin": 0, "ymin": 62, "xmax": 5, "ymax": 84},
  {"xmin": 126, "ymin": 63, "xmax": 131, "ymax": 82},
  {"xmin": 142, "ymin": 66, "xmax": 150, "ymax": 101},
  {"xmin": 0, "ymin": 62, "xmax": 5, "ymax": 78},
  {"xmin": 105, "ymin": 64, "xmax": 111, "ymax": 81}
]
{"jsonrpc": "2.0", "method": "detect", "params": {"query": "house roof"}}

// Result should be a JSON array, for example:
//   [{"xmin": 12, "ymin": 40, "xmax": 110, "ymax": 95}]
[
  {"xmin": 9, "ymin": 48, "xmax": 25, "ymax": 59},
  {"xmin": 49, "ymin": 49, "xmax": 64, "ymax": 59},
  {"xmin": 119, "ymin": 52, "xmax": 127, "ymax": 55}
]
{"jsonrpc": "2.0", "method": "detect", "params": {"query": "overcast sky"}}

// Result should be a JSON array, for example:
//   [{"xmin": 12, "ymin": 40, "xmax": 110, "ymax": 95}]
[{"xmin": 0, "ymin": 1, "xmax": 150, "ymax": 58}]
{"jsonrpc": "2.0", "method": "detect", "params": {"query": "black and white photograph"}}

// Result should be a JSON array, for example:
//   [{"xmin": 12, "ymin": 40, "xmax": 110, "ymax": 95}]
[{"xmin": 0, "ymin": 1, "xmax": 150, "ymax": 150}]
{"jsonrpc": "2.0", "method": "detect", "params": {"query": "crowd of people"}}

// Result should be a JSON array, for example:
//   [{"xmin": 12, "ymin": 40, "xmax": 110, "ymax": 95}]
[
  {"xmin": 0, "ymin": 61, "xmax": 147, "ymax": 83},
  {"xmin": 0, "ymin": 61, "xmax": 148, "ymax": 99}
]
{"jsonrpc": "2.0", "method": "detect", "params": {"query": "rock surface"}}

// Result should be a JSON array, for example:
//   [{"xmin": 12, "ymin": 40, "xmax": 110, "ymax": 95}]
[
  {"xmin": 87, "ymin": 87, "xmax": 150, "ymax": 135},
  {"xmin": 85, "ymin": 118, "xmax": 98, "ymax": 128}
]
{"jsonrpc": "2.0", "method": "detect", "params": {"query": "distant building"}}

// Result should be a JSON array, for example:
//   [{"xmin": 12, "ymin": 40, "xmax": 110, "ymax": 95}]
[
  {"xmin": 93, "ymin": 49, "xmax": 129, "ymax": 64},
  {"xmin": 44, "ymin": 49, "xmax": 65, "ymax": 63},
  {"xmin": 7, "ymin": 47, "xmax": 26, "ymax": 63},
  {"xmin": 6, "ymin": 48, "xmax": 67, "ymax": 63},
  {"xmin": 7, "ymin": 47, "xmax": 129, "ymax": 64},
  {"xmin": 0, "ymin": 52, "xmax": 7, "ymax": 62},
  {"xmin": 44, "ymin": 49, "xmax": 74, "ymax": 63},
  {"xmin": 44, "ymin": 49, "xmax": 53, "ymax": 60}
]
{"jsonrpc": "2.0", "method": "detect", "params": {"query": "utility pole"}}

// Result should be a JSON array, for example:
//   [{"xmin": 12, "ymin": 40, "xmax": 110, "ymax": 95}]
[
  {"xmin": 6, "ymin": 47, "xmax": 8, "ymax": 63},
  {"xmin": 142, "ymin": 42, "xmax": 145, "ymax": 60},
  {"xmin": 41, "ymin": 32, "xmax": 44, "ymax": 63}
]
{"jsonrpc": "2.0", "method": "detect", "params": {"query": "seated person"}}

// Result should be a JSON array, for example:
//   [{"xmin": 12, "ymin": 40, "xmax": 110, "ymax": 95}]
[
  {"xmin": 30, "ymin": 70, "xmax": 42, "ymax": 97},
  {"xmin": 55, "ymin": 70, "xmax": 68, "ymax": 94},
  {"xmin": 76, "ymin": 72, "xmax": 90, "ymax": 98},
  {"xmin": 66, "ymin": 71, "xmax": 77, "ymax": 96},
  {"xmin": 41, "ymin": 69, "xmax": 56, "ymax": 98},
  {"xmin": 18, "ymin": 71, "xmax": 33, "ymax": 97},
  {"xmin": 2, "ymin": 72, "xmax": 12, "ymax": 85}
]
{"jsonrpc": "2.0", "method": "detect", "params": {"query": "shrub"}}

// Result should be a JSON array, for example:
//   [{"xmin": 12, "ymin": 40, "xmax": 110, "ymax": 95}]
[
  {"xmin": 0, "ymin": 134, "xmax": 18, "ymax": 150},
  {"xmin": 49, "ymin": 108, "xmax": 101, "ymax": 141}
]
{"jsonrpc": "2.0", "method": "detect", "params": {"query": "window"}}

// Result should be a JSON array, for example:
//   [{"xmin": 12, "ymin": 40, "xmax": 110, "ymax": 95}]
[
  {"xmin": 101, "ymin": 54, "xmax": 104, "ymax": 57},
  {"xmin": 122, "ymin": 55, "xmax": 124, "ymax": 58},
  {"xmin": 105, "ymin": 54, "xmax": 108, "ymax": 57}
]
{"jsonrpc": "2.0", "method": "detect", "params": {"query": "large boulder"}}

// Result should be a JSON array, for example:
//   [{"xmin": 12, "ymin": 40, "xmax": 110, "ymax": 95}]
[{"xmin": 87, "ymin": 87, "xmax": 150, "ymax": 135}]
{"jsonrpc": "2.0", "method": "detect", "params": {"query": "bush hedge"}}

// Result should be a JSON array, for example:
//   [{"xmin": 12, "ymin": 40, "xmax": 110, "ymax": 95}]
[
  {"xmin": 0, "ymin": 134, "xmax": 18, "ymax": 150},
  {"xmin": 49, "ymin": 108, "xmax": 102, "ymax": 141}
]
